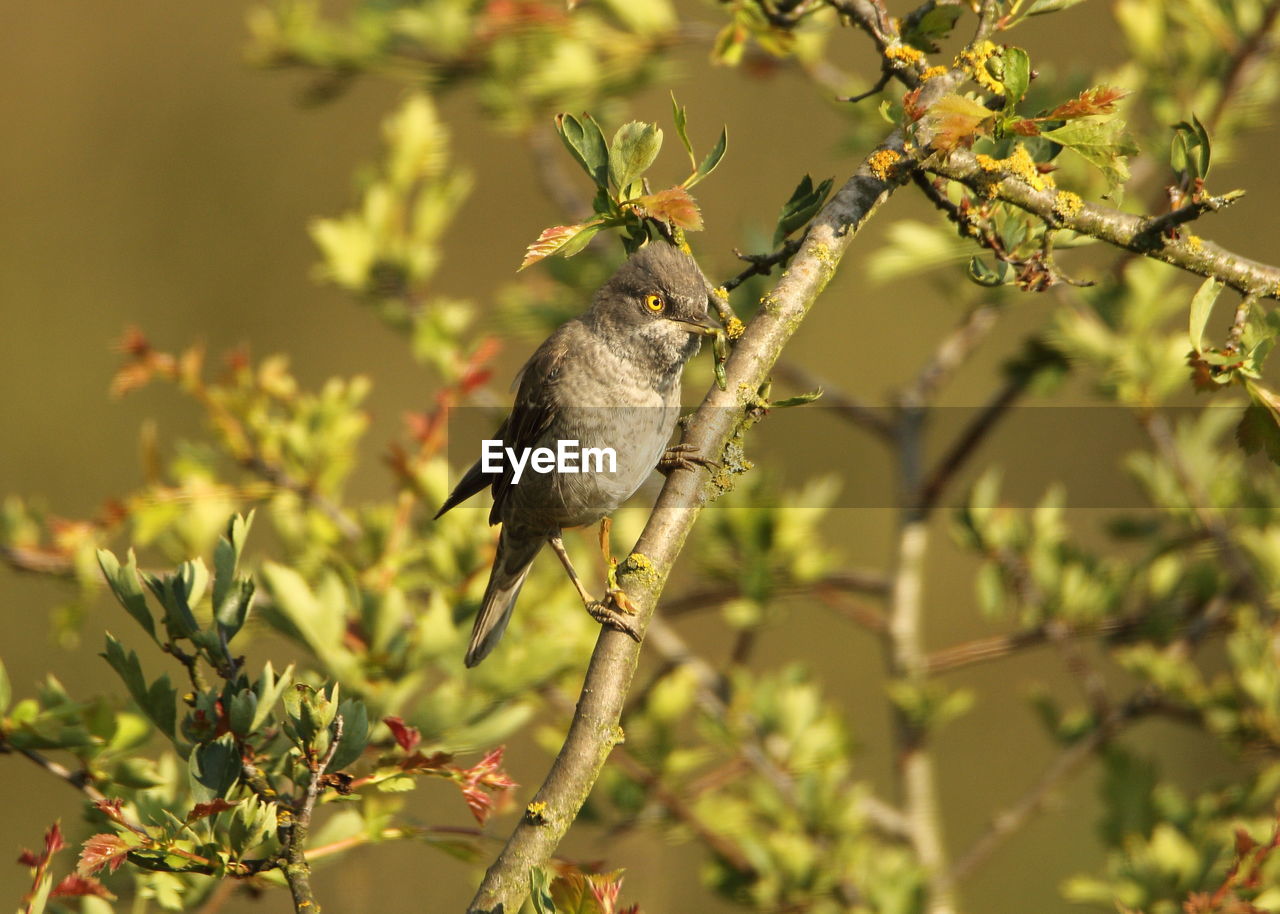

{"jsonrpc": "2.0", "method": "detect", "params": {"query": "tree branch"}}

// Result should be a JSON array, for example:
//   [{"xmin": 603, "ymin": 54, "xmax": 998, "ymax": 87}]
[
  {"xmin": 924, "ymin": 149, "xmax": 1280, "ymax": 297},
  {"xmin": 465, "ymin": 84, "xmax": 961, "ymax": 909},
  {"xmin": 281, "ymin": 714, "xmax": 344, "ymax": 914}
]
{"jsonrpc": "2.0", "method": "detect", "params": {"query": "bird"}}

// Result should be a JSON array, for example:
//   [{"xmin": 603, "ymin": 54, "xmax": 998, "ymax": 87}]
[{"xmin": 435, "ymin": 242, "xmax": 719, "ymax": 666}]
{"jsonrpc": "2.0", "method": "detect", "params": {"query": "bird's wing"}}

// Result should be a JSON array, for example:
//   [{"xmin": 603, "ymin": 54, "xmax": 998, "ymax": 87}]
[
  {"xmin": 432, "ymin": 414, "xmax": 509, "ymax": 519},
  {"xmin": 487, "ymin": 334, "xmax": 569, "ymax": 524}
]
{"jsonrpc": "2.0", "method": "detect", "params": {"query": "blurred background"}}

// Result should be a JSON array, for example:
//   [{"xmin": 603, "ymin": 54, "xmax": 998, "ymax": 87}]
[{"xmin": 4, "ymin": 1, "xmax": 1280, "ymax": 912}]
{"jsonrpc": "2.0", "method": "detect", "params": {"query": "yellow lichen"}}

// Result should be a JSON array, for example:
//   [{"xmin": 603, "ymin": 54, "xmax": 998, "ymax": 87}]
[
  {"xmin": 618, "ymin": 551, "xmax": 660, "ymax": 586},
  {"xmin": 885, "ymin": 44, "xmax": 925, "ymax": 67},
  {"xmin": 955, "ymin": 40, "xmax": 1002, "ymax": 95},
  {"xmin": 1053, "ymin": 191, "xmax": 1083, "ymax": 221},
  {"xmin": 526, "ymin": 801, "xmax": 549, "ymax": 823},
  {"xmin": 725, "ymin": 316, "xmax": 745, "ymax": 340},
  {"xmin": 1006, "ymin": 144, "xmax": 1052, "ymax": 191},
  {"xmin": 868, "ymin": 148, "xmax": 903, "ymax": 181},
  {"xmin": 921, "ymin": 65, "xmax": 948, "ymax": 80},
  {"xmin": 975, "ymin": 153, "xmax": 1001, "ymax": 172},
  {"xmin": 1186, "ymin": 234, "xmax": 1204, "ymax": 251}
]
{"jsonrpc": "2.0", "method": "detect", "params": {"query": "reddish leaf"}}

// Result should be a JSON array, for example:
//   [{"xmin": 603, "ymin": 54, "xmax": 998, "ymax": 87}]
[
  {"xmin": 551, "ymin": 872, "xmax": 597, "ymax": 914},
  {"xmin": 588, "ymin": 870, "xmax": 626, "ymax": 914},
  {"xmin": 94, "ymin": 797, "xmax": 126, "ymax": 824},
  {"xmin": 462, "ymin": 785, "xmax": 495, "ymax": 825},
  {"xmin": 17, "ymin": 849, "xmax": 41, "ymax": 867},
  {"xmin": 384, "ymin": 715, "xmax": 421, "ymax": 753},
  {"xmin": 52, "ymin": 873, "xmax": 115, "ymax": 900},
  {"xmin": 1046, "ymin": 85, "xmax": 1127, "ymax": 120},
  {"xmin": 456, "ymin": 746, "xmax": 518, "ymax": 825},
  {"xmin": 468, "ymin": 746, "xmax": 518, "ymax": 791},
  {"xmin": 633, "ymin": 187, "xmax": 704, "ymax": 231},
  {"xmin": 520, "ymin": 223, "xmax": 597, "ymax": 270},
  {"xmin": 78, "ymin": 833, "xmax": 130, "ymax": 876},
  {"xmin": 1236, "ymin": 828, "xmax": 1259, "ymax": 856},
  {"xmin": 919, "ymin": 94, "xmax": 993, "ymax": 152},
  {"xmin": 187, "ymin": 799, "xmax": 238, "ymax": 823}
]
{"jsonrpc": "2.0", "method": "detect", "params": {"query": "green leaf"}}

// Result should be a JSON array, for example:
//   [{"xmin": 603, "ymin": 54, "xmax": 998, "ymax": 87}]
[
  {"xmin": 608, "ymin": 121, "xmax": 663, "ymax": 195},
  {"xmin": 554, "ymin": 113, "xmax": 609, "ymax": 188},
  {"xmin": 968, "ymin": 255, "xmax": 1010, "ymax": 286},
  {"xmin": 260, "ymin": 562, "xmax": 343, "ymax": 656},
  {"xmin": 1024, "ymin": 0, "xmax": 1089, "ymax": 16},
  {"xmin": 252, "ymin": 662, "xmax": 294, "ymax": 732},
  {"xmin": 688, "ymin": 126, "xmax": 727, "ymax": 189},
  {"xmin": 328, "ymin": 697, "xmax": 370, "ymax": 771},
  {"xmin": 1041, "ymin": 117, "xmax": 1138, "ymax": 189},
  {"xmin": 770, "ymin": 388, "xmax": 824, "ymax": 409},
  {"xmin": 212, "ymin": 512, "xmax": 254, "ymax": 618},
  {"xmin": 902, "ymin": 4, "xmax": 962, "ymax": 51},
  {"xmin": 216, "ymin": 578, "xmax": 255, "ymax": 645},
  {"xmin": 101, "ymin": 634, "xmax": 175, "ymax": 739},
  {"xmin": 1001, "ymin": 47, "xmax": 1031, "ymax": 109},
  {"xmin": 0, "ymin": 658, "xmax": 9, "ymax": 715},
  {"xmin": 773, "ymin": 174, "xmax": 834, "ymax": 246},
  {"xmin": 1187, "ymin": 277, "xmax": 1223, "ymax": 353},
  {"xmin": 1238, "ymin": 382, "xmax": 1280, "ymax": 464},
  {"xmin": 188, "ymin": 735, "xmax": 240, "ymax": 803},
  {"xmin": 670, "ymin": 93, "xmax": 696, "ymax": 170},
  {"xmin": 1171, "ymin": 115, "xmax": 1211, "ymax": 181},
  {"xmin": 143, "ymin": 569, "xmax": 201, "ymax": 641},
  {"xmin": 228, "ymin": 690, "xmax": 258, "ymax": 738},
  {"xmin": 530, "ymin": 867, "xmax": 558, "ymax": 914},
  {"xmin": 97, "ymin": 549, "xmax": 156, "ymax": 642}
]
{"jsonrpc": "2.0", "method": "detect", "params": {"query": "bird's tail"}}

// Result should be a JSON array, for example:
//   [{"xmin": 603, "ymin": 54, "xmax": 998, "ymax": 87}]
[{"xmin": 465, "ymin": 528, "xmax": 544, "ymax": 667}]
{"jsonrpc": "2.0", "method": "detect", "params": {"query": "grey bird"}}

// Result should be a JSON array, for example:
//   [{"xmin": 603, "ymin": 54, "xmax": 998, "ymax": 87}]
[{"xmin": 435, "ymin": 243, "xmax": 718, "ymax": 666}]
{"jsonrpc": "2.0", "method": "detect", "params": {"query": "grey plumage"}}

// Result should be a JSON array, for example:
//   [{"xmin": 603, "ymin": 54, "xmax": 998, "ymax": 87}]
[{"xmin": 436, "ymin": 243, "xmax": 715, "ymax": 666}]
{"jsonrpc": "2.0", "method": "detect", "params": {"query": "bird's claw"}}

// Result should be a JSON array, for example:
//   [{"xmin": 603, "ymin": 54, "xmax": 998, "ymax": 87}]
[
  {"xmin": 657, "ymin": 443, "xmax": 719, "ymax": 476},
  {"xmin": 586, "ymin": 595, "xmax": 642, "ymax": 642}
]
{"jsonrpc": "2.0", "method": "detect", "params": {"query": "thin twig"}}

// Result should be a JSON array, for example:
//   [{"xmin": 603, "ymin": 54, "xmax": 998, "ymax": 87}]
[
  {"xmin": 0, "ymin": 545, "xmax": 76, "ymax": 577},
  {"xmin": 943, "ymin": 693, "xmax": 1154, "ymax": 888},
  {"xmin": 773, "ymin": 360, "xmax": 896, "ymax": 440},
  {"xmin": 241, "ymin": 456, "xmax": 362, "ymax": 543},
  {"xmin": 11, "ymin": 744, "xmax": 110, "ymax": 805},
  {"xmin": 721, "ymin": 238, "xmax": 803, "ymax": 293},
  {"xmin": 916, "ymin": 375, "xmax": 1025, "ymax": 513},
  {"xmin": 903, "ymin": 304, "xmax": 1001, "ymax": 406},
  {"xmin": 281, "ymin": 714, "xmax": 344, "ymax": 914}
]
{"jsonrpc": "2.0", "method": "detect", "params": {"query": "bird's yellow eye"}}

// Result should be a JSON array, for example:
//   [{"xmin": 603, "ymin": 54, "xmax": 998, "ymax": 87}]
[{"xmin": 644, "ymin": 293, "xmax": 665, "ymax": 312}]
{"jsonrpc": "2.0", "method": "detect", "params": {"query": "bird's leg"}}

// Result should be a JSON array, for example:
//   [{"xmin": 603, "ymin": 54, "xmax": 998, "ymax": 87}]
[
  {"xmin": 657, "ymin": 442, "xmax": 719, "ymax": 476},
  {"xmin": 598, "ymin": 517, "xmax": 637, "ymax": 614},
  {"xmin": 548, "ymin": 533, "xmax": 641, "ymax": 642}
]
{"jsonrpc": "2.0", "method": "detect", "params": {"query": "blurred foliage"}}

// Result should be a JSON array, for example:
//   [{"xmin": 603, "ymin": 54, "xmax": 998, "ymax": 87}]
[{"xmin": 8, "ymin": 0, "xmax": 1280, "ymax": 912}]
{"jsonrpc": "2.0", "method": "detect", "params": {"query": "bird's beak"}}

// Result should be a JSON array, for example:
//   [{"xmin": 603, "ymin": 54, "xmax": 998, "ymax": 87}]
[{"xmin": 668, "ymin": 314, "xmax": 720, "ymax": 335}]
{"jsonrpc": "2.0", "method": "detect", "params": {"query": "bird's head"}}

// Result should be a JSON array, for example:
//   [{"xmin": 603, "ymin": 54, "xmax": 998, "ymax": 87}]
[{"xmin": 585, "ymin": 243, "xmax": 718, "ymax": 371}]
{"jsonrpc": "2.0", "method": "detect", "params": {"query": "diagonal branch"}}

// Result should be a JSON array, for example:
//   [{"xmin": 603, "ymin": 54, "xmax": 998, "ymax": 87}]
[
  {"xmin": 465, "ymin": 70, "xmax": 965, "ymax": 913},
  {"xmin": 924, "ymin": 150, "xmax": 1280, "ymax": 297}
]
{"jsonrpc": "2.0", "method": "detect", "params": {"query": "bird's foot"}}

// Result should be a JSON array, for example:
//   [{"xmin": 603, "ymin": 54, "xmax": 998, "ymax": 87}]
[
  {"xmin": 657, "ymin": 442, "xmax": 719, "ymax": 476},
  {"xmin": 586, "ymin": 593, "xmax": 642, "ymax": 642}
]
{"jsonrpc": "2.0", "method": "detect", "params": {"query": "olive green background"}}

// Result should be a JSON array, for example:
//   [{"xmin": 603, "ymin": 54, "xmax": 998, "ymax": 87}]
[{"xmin": 3, "ymin": 2, "xmax": 1279, "ymax": 911}]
